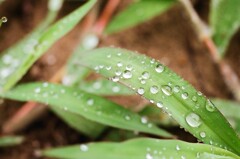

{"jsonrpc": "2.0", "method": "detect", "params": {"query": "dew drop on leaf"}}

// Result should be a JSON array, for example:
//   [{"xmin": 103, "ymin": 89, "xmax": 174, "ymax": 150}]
[
  {"xmin": 173, "ymin": 85, "xmax": 180, "ymax": 93},
  {"xmin": 137, "ymin": 87, "xmax": 145, "ymax": 95},
  {"xmin": 150, "ymin": 85, "xmax": 159, "ymax": 94},
  {"xmin": 186, "ymin": 113, "xmax": 202, "ymax": 127},
  {"xmin": 87, "ymin": 98, "xmax": 94, "ymax": 106},
  {"xmin": 181, "ymin": 92, "xmax": 188, "ymax": 99},
  {"xmin": 123, "ymin": 70, "xmax": 132, "ymax": 79},
  {"xmin": 205, "ymin": 99, "xmax": 215, "ymax": 112},
  {"xmin": 191, "ymin": 96, "xmax": 197, "ymax": 102},
  {"xmin": 111, "ymin": 76, "xmax": 120, "ymax": 82},
  {"xmin": 146, "ymin": 153, "xmax": 153, "ymax": 159},
  {"xmin": 161, "ymin": 85, "xmax": 172, "ymax": 96},
  {"xmin": 155, "ymin": 64, "xmax": 164, "ymax": 73},
  {"xmin": 117, "ymin": 62, "xmax": 123, "ymax": 67},
  {"xmin": 176, "ymin": 145, "xmax": 180, "ymax": 151},
  {"xmin": 141, "ymin": 71, "xmax": 150, "ymax": 79},
  {"xmin": 80, "ymin": 144, "xmax": 88, "ymax": 152},
  {"xmin": 156, "ymin": 101, "xmax": 163, "ymax": 108},
  {"xmin": 141, "ymin": 116, "xmax": 148, "ymax": 124},
  {"xmin": 125, "ymin": 115, "xmax": 131, "ymax": 121},
  {"xmin": 34, "ymin": 87, "xmax": 41, "ymax": 93},
  {"xmin": 200, "ymin": 131, "xmax": 206, "ymax": 138},
  {"xmin": 126, "ymin": 64, "xmax": 133, "ymax": 71}
]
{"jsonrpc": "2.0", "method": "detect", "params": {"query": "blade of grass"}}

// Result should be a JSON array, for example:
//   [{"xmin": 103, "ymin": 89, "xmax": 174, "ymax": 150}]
[
  {"xmin": 78, "ymin": 78, "xmax": 134, "ymax": 96},
  {"xmin": 1, "ymin": 82, "xmax": 172, "ymax": 138},
  {"xmin": 0, "ymin": 136, "xmax": 24, "ymax": 147},
  {"xmin": 0, "ymin": 0, "xmax": 96, "ymax": 92},
  {"xmin": 210, "ymin": 0, "xmax": 240, "ymax": 57},
  {"xmin": 42, "ymin": 138, "xmax": 240, "ymax": 159},
  {"xmin": 105, "ymin": 0, "xmax": 176, "ymax": 34},
  {"xmin": 77, "ymin": 47, "xmax": 240, "ymax": 155}
]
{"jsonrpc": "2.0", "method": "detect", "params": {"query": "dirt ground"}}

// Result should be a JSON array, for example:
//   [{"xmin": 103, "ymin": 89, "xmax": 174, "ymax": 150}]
[{"xmin": 0, "ymin": 0, "xmax": 239, "ymax": 158}]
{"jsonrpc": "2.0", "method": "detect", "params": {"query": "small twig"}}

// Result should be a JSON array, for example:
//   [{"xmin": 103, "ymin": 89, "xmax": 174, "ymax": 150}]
[
  {"xmin": 179, "ymin": 0, "xmax": 240, "ymax": 101},
  {"xmin": 2, "ymin": 0, "xmax": 120, "ymax": 134}
]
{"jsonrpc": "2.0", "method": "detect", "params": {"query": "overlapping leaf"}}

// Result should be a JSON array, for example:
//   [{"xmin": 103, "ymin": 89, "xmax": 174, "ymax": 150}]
[
  {"xmin": 76, "ymin": 47, "xmax": 240, "ymax": 155},
  {"xmin": 210, "ymin": 0, "xmax": 240, "ymax": 57},
  {"xmin": 0, "ymin": 0, "xmax": 96, "ymax": 92},
  {"xmin": 1, "ymin": 82, "xmax": 172, "ymax": 138},
  {"xmin": 0, "ymin": 136, "xmax": 24, "ymax": 147},
  {"xmin": 42, "ymin": 138, "xmax": 240, "ymax": 159},
  {"xmin": 105, "ymin": 0, "xmax": 176, "ymax": 34}
]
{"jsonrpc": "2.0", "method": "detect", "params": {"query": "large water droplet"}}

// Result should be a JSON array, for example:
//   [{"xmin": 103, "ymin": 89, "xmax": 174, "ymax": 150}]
[
  {"xmin": 137, "ymin": 87, "xmax": 145, "ymax": 95},
  {"xmin": 161, "ymin": 85, "xmax": 172, "ymax": 96},
  {"xmin": 142, "ymin": 71, "xmax": 150, "ymax": 79},
  {"xmin": 186, "ymin": 113, "xmax": 202, "ymax": 127},
  {"xmin": 181, "ymin": 92, "xmax": 188, "ymax": 99},
  {"xmin": 122, "ymin": 70, "xmax": 132, "ymax": 79},
  {"xmin": 155, "ymin": 64, "xmax": 164, "ymax": 73},
  {"xmin": 205, "ymin": 99, "xmax": 215, "ymax": 112},
  {"xmin": 111, "ymin": 76, "xmax": 119, "ymax": 82},
  {"xmin": 1, "ymin": 17, "xmax": 7, "ymax": 23},
  {"xmin": 146, "ymin": 153, "xmax": 153, "ymax": 159},
  {"xmin": 80, "ymin": 144, "xmax": 88, "ymax": 152},
  {"xmin": 150, "ymin": 85, "xmax": 159, "ymax": 94}
]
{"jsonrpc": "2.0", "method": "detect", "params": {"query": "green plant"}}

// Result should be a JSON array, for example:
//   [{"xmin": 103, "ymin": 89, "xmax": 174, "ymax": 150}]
[{"xmin": 0, "ymin": 0, "xmax": 240, "ymax": 158}]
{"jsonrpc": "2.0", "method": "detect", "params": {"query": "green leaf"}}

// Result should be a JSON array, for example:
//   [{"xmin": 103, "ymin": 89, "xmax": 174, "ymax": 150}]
[
  {"xmin": 105, "ymin": 0, "xmax": 176, "ymax": 34},
  {"xmin": 0, "ymin": 136, "xmax": 24, "ymax": 147},
  {"xmin": 77, "ymin": 47, "xmax": 240, "ymax": 155},
  {"xmin": 212, "ymin": 98, "xmax": 240, "ymax": 134},
  {"xmin": 2, "ymin": 82, "xmax": 172, "ymax": 138},
  {"xmin": 210, "ymin": 0, "xmax": 240, "ymax": 57},
  {"xmin": 51, "ymin": 107, "xmax": 105, "ymax": 138},
  {"xmin": 0, "ymin": 0, "xmax": 96, "ymax": 92},
  {"xmin": 43, "ymin": 138, "xmax": 240, "ymax": 159},
  {"xmin": 79, "ymin": 78, "xmax": 134, "ymax": 96}
]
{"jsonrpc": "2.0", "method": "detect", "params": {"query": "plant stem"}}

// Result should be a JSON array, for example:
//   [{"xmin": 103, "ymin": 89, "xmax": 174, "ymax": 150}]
[
  {"xmin": 2, "ymin": 0, "xmax": 120, "ymax": 134},
  {"xmin": 179, "ymin": 0, "xmax": 240, "ymax": 101}
]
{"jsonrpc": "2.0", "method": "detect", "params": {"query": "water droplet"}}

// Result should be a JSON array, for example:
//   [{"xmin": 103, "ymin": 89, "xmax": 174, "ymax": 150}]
[
  {"xmin": 197, "ymin": 91, "xmax": 203, "ymax": 96},
  {"xmin": 146, "ymin": 153, "xmax": 153, "ymax": 159},
  {"xmin": 115, "ymin": 70, "xmax": 122, "ymax": 76},
  {"xmin": 137, "ymin": 87, "xmax": 145, "ymax": 95},
  {"xmin": 87, "ymin": 99, "xmax": 94, "ymax": 106},
  {"xmin": 125, "ymin": 115, "xmax": 131, "ymax": 120},
  {"xmin": 200, "ymin": 131, "xmax": 206, "ymax": 138},
  {"xmin": 111, "ymin": 76, "xmax": 119, "ymax": 82},
  {"xmin": 123, "ymin": 70, "xmax": 132, "ymax": 79},
  {"xmin": 106, "ymin": 66, "xmax": 112, "ymax": 70},
  {"xmin": 186, "ymin": 113, "xmax": 202, "ymax": 127},
  {"xmin": 176, "ymin": 145, "xmax": 180, "ymax": 151},
  {"xmin": 205, "ymin": 99, "xmax": 215, "ymax": 112},
  {"xmin": 117, "ymin": 62, "xmax": 123, "ymax": 67},
  {"xmin": 93, "ymin": 81, "xmax": 101, "ymax": 89},
  {"xmin": 142, "ymin": 71, "xmax": 150, "ymax": 79},
  {"xmin": 1, "ymin": 17, "xmax": 7, "ymax": 23},
  {"xmin": 192, "ymin": 96, "xmax": 197, "ymax": 102},
  {"xmin": 173, "ymin": 85, "xmax": 180, "ymax": 93},
  {"xmin": 112, "ymin": 86, "xmax": 120, "ymax": 92},
  {"xmin": 156, "ymin": 101, "xmax": 163, "ymax": 108},
  {"xmin": 155, "ymin": 64, "xmax": 164, "ymax": 73},
  {"xmin": 181, "ymin": 92, "xmax": 188, "ymax": 99},
  {"xmin": 141, "ymin": 116, "xmax": 148, "ymax": 124},
  {"xmin": 161, "ymin": 85, "xmax": 172, "ymax": 96},
  {"xmin": 34, "ymin": 87, "xmax": 41, "ymax": 93},
  {"xmin": 126, "ymin": 64, "xmax": 133, "ymax": 71},
  {"xmin": 80, "ymin": 144, "xmax": 88, "ymax": 152},
  {"xmin": 82, "ymin": 34, "xmax": 99, "ymax": 49},
  {"xmin": 150, "ymin": 85, "xmax": 159, "ymax": 94},
  {"xmin": 141, "ymin": 79, "xmax": 146, "ymax": 84}
]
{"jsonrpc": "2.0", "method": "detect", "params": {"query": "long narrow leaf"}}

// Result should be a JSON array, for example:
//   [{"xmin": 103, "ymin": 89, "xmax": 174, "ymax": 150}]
[
  {"xmin": 0, "ymin": 136, "xmax": 24, "ymax": 147},
  {"xmin": 105, "ymin": 0, "xmax": 176, "ymax": 34},
  {"xmin": 0, "ymin": 0, "xmax": 96, "ymax": 92},
  {"xmin": 210, "ymin": 0, "xmax": 240, "ymax": 57},
  {"xmin": 1, "ymin": 82, "xmax": 172, "ymax": 138},
  {"xmin": 77, "ymin": 47, "xmax": 240, "ymax": 155},
  {"xmin": 43, "ymin": 138, "xmax": 240, "ymax": 159}
]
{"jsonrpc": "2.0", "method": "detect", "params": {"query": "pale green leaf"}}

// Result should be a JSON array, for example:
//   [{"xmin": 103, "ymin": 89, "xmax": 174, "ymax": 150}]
[
  {"xmin": 210, "ymin": 0, "xmax": 240, "ymax": 57},
  {"xmin": 77, "ymin": 47, "xmax": 240, "ymax": 155},
  {"xmin": 0, "ymin": 136, "xmax": 24, "ymax": 147},
  {"xmin": 0, "ymin": 0, "xmax": 96, "ymax": 92},
  {"xmin": 43, "ymin": 138, "xmax": 240, "ymax": 159},
  {"xmin": 105, "ymin": 0, "xmax": 176, "ymax": 34},
  {"xmin": 2, "ymin": 82, "xmax": 172, "ymax": 138}
]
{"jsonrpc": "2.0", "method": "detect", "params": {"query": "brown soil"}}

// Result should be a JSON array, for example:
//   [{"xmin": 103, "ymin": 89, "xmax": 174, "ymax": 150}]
[{"xmin": 0, "ymin": 0, "xmax": 239, "ymax": 159}]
